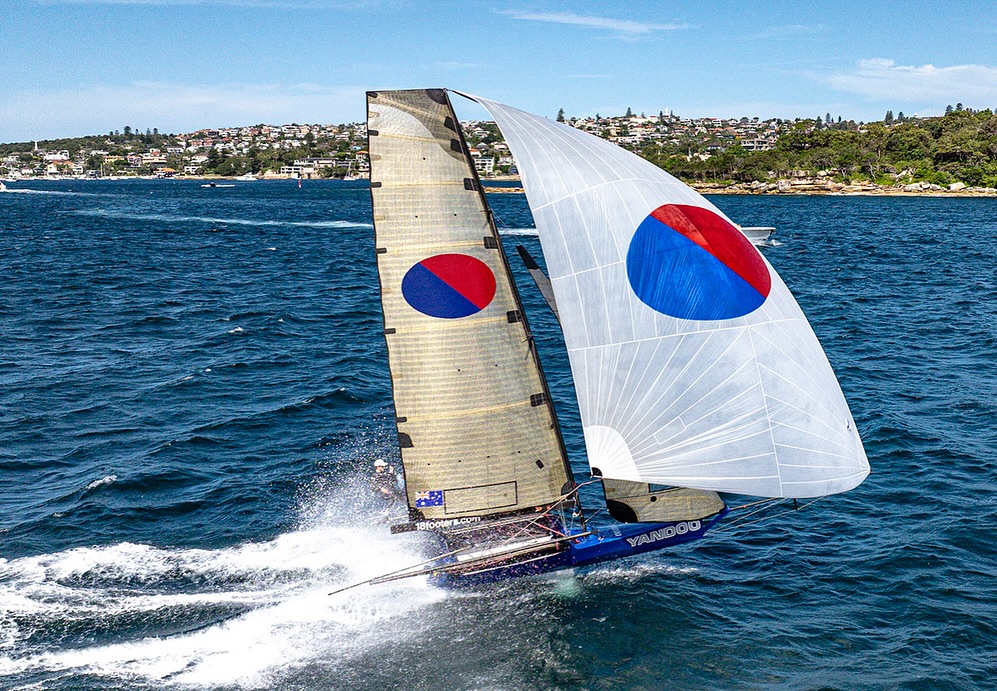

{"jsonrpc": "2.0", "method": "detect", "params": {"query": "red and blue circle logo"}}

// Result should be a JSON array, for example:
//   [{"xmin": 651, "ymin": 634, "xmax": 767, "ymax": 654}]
[
  {"xmin": 401, "ymin": 253, "xmax": 497, "ymax": 319},
  {"xmin": 626, "ymin": 204, "xmax": 771, "ymax": 320}
]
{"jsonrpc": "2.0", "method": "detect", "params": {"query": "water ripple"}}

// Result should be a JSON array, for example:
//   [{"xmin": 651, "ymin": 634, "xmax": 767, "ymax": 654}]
[{"xmin": 2, "ymin": 183, "xmax": 997, "ymax": 688}]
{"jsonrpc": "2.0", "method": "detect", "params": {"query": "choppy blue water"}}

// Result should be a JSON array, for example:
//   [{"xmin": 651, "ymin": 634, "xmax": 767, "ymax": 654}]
[{"xmin": 1, "ymin": 180, "xmax": 996, "ymax": 689}]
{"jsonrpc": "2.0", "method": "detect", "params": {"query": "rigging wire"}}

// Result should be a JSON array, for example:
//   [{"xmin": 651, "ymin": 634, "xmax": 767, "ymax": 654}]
[
  {"xmin": 712, "ymin": 496, "xmax": 827, "ymax": 535},
  {"xmin": 329, "ymin": 479, "xmax": 601, "ymax": 596}
]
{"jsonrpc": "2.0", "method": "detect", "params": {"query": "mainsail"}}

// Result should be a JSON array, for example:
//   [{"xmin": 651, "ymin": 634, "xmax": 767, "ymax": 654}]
[
  {"xmin": 461, "ymin": 93, "xmax": 869, "ymax": 499},
  {"xmin": 367, "ymin": 89, "xmax": 575, "ymax": 523}
]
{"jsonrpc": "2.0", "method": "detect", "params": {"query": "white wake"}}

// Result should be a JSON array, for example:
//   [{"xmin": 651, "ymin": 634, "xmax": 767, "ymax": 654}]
[
  {"xmin": 0, "ymin": 482, "xmax": 444, "ymax": 688},
  {"xmin": 71, "ymin": 208, "xmax": 372, "ymax": 229}
]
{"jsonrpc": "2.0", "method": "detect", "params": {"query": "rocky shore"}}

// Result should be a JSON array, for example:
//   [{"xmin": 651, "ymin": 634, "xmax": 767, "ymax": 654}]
[
  {"xmin": 486, "ymin": 178, "xmax": 997, "ymax": 197},
  {"xmin": 691, "ymin": 179, "xmax": 997, "ymax": 196}
]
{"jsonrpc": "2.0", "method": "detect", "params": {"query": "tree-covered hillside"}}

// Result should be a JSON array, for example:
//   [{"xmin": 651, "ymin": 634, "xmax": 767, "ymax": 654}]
[{"xmin": 643, "ymin": 107, "xmax": 997, "ymax": 188}]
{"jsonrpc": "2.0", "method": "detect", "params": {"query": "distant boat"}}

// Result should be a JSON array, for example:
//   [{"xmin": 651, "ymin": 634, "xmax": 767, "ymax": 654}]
[
  {"xmin": 738, "ymin": 225, "xmax": 777, "ymax": 245},
  {"xmin": 235, "ymin": 173, "xmax": 257, "ymax": 181},
  {"xmin": 201, "ymin": 182, "xmax": 235, "ymax": 188},
  {"xmin": 354, "ymin": 89, "xmax": 868, "ymax": 589},
  {"xmin": 0, "ymin": 182, "xmax": 7, "ymax": 191}
]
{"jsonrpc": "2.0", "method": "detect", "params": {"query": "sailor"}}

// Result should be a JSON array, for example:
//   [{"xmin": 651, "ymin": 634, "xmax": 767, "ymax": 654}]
[{"xmin": 371, "ymin": 458, "xmax": 398, "ymax": 498}]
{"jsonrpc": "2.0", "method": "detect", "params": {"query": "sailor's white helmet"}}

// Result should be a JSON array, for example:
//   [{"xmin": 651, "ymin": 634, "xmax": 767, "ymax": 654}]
[{"xmin": 373, "ymin": 458, "xmax": 387, "ymax": 468}]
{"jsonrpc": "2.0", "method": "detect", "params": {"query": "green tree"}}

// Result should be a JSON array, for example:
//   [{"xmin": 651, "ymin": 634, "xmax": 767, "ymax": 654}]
[
  {"xmin": 214, "ymin": 155, "xmax": 246, "ymax": 176},
  {"xmin": 205, "ymin": 148, "xmax": 223, "ymax": 170},
  {"xmin": 885, "ymin": 124, "xmax": 932, "ymax": 160}
]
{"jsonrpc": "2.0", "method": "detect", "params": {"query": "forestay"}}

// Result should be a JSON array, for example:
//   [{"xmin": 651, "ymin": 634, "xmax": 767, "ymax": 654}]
[
  {"xmin": 461, "ymin": 92, "xmax": 869, "ymax": 499},
  {"xmin": 367, "ymin": 89, "xmax": 574, "ymax": 521}
]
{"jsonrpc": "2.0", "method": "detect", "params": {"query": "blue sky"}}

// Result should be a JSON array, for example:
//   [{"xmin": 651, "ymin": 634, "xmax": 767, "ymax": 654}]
[{"xmin": 2, "ymin": 0, "xmax": 996, "ymax": 141}]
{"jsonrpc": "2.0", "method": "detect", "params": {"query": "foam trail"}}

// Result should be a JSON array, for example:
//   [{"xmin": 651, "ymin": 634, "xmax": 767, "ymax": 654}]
[
  {"xmin": 0, "ymin": 480, "xmax": 444, "ymax": 688},
  {"xmin": 1, "ymin": 188, "xmax": 94, "ymax": 196},
  {"xmin": 71, "ymin": 209, "xmax": 373, "ymax": 229}
]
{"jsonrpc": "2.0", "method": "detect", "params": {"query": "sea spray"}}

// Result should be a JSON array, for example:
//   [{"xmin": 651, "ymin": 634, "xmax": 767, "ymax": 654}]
[{"xmin": 0, "ymin": 478, "xmax": 445, "ymax": 688}]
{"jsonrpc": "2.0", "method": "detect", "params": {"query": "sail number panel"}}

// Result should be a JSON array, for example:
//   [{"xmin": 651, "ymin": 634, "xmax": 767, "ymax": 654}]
[{"xmin": 444, "ymin": 482, "xmax": 518, "ymax": 513}]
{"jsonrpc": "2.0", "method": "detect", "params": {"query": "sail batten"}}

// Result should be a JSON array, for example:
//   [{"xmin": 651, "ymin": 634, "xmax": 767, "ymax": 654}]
[{"xmin": 462, "ymin": 92, "xmax": 869, "ymax": 499}]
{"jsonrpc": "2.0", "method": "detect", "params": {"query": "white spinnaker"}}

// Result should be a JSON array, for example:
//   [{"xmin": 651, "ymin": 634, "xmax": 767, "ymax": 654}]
[{"xmin": 463, "ymin": 93, "xmax": 869, "ymax": 499}]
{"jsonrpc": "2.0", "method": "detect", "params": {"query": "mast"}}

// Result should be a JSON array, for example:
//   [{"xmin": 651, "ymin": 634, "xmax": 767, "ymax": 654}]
[{"xmin": 367, "ymin": 89, "xmax": 579, "ymax": 525}]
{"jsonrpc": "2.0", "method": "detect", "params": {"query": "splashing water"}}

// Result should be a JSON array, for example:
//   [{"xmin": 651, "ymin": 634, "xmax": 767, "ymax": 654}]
[{"xmin": 0, "ymin": 480, "xmax": 446, "ymax": 688}]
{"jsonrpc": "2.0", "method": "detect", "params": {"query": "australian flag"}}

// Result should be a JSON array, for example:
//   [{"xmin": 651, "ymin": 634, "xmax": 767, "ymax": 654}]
[{"xmin": 415, "ymin": 490, "xmax": 444, "ymax": 508}]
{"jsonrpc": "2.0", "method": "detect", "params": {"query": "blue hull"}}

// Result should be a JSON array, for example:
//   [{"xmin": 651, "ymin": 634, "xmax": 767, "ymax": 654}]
[
  {"xmin": 569, "ymin": 510, "xmax": 728, "ymax": 568},
  {"xmin": 431, "ymin": 509, "xmax": 728, "ymax": 587}
]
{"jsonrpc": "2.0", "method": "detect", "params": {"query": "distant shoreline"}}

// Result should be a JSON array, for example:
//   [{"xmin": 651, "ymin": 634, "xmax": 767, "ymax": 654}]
[{"xmin": 5, "ymin": 175, "xmax": 995, "ymax": 197}]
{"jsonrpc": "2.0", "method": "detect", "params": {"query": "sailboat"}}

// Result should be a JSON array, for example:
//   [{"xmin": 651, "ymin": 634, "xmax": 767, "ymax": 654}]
[{"xmin": 362, "ymin": 89, "xmax": 868, "ymax": 588}]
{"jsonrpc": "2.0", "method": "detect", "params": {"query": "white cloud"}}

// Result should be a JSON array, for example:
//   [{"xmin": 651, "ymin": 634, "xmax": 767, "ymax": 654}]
[
  {"xmin": 0, "ymin": 82, "xmax": 367, "ymax": 141},
  {"xmin": 826, "ymin": 59, "xmax": 997, "ymax": 103},
  {"xmin": 500, "ymin": 11, "xmax": 690, "ymax": 39}
]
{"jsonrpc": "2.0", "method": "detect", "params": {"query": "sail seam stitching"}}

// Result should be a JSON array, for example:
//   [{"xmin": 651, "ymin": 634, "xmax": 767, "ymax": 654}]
[{"xmin": 748, "ymin": 326, "xmax": 782, "ymax": 495}]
